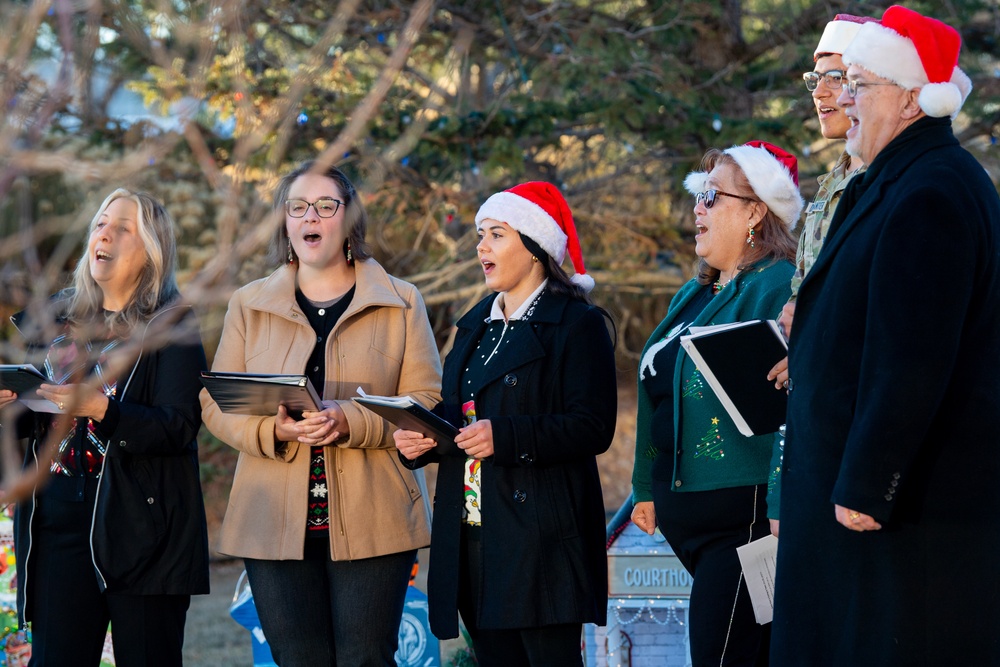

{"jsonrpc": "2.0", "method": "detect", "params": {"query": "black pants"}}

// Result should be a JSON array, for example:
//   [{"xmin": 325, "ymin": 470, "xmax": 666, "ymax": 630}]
[
  {"xmin": 27, "ymin": 488, "xmax": 190, "ymax": 667},
  {"xmin": 244, "ymin": 538, "xmax": 416, "ymax": 667},
  {"xmin": 653, "ymin": 482, "xmax": 771, "ymax": 667},
  {"xmin": 458, "ymin": 525, "xmax": 583, "ymax": 667}
]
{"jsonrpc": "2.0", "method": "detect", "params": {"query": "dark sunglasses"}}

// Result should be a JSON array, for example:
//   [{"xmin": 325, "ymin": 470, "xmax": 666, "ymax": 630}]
[{"xmin": 695, "ymin": 189, "xmax": 756, "ymax": 209}]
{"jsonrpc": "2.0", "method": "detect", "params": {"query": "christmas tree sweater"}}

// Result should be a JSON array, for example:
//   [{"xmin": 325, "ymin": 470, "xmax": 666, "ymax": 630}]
[{"xmin": 632, "ymin": 260, "xmax": 793, "ymax": 518}]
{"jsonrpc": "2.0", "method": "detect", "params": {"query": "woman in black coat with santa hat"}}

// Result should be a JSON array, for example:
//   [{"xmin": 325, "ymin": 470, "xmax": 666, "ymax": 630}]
[{"xmin": 395, "ymin": 181, "xmax": 617, "ymax": 667}]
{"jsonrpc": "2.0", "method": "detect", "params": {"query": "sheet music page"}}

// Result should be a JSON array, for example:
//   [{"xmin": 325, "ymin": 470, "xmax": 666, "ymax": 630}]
[{"xmin": 736, "ymin": 534, "xmax": 778, "ymax": 624}]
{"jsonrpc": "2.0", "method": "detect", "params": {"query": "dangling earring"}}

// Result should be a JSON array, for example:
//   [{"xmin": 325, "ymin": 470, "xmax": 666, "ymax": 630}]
[
  {"xmin": 287, "ymin": 238, "xmax": 294, "ymax": 263},
  {"xmin": 746, "ymin": 223, "xmax": 756, "ymax": 249},
  {"xmin": 345, "ymin": 239, "xmax": 354, "ymax": 266}
]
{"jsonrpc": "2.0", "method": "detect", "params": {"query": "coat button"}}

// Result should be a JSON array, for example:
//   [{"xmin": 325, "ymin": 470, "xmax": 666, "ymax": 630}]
[
  {"xmin": 674, "ymin": 480, "xmax": 682, "ymax": 488},
  {"xmin": 504, "ymin": 374, "xmax": 517, "ymax": 387},
  {"xmin": 892, "ymin": 472, "xmax": 901, "ymax": 480},
  {"xmin": 513, "ymin": 489, "xmax": 527, "ymax": 503},
  {"xmin": 147, "ymin": 497, "xmax": 155, "ymax": 505},
  {"xmin": 519, "ymin": 453, "xmax": 533, "ymax": 464},
  {"xmin": 119, "ymin": 440, "xmax": 127, "ymax": 448},
  {"xmin": 884, "ymin": 494, "xmax": 893, "ymax": 501}
]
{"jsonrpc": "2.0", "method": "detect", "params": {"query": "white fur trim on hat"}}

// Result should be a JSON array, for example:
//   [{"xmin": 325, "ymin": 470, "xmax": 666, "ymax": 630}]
[
  {"xmin": 815, "ymin": 19, "xmax": 865, "ymax": 58},
  {"xmin": 723, "ymin": 145, "xmax": 805, "ymax": 229},
  {"xmin": 475, "ymin": 191, "xmax": 568, "ymax": 263},
  {"xmin": 843, "ymin": 22, "xmax": 927, "ymax": 89},
  {"xmin": 843, "ymin": 14, "xmax": 966, "ymax": 118},
  {"xmin": 947, "ymin": 67, "xmax": 973, "ymax": 119}
]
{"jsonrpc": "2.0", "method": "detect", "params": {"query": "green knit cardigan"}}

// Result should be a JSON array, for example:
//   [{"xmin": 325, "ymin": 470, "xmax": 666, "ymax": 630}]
[{"xmin": 631, "ymin": 260, "xmax": 793, "ymax": 519}]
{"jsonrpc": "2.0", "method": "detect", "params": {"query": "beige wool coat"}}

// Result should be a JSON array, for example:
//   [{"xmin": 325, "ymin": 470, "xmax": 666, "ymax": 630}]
[{"xmin": 201, "ymin": 260, "xmax": 441, "ymax": 561}]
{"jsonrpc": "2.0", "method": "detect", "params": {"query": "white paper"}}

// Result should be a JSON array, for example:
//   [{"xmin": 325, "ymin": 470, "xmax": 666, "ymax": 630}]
[
  {"xmin": 355, "ymin": 386, "xmax": 414, "ymax": 407},
  {"xmin": 17, "ymin": 398, "xmax": 63, "ymax": 414},
  {"xmin": 736, "ymin": 534, "xmax": 778, "ymax": 624}
]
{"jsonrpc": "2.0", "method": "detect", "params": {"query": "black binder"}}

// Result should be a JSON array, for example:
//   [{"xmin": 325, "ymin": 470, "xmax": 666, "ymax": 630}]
[
  {"xmin": 200, "ymin": 371, "xmax": 322, "ymax": 416},
  {"xmin": 680, "ymin": 319, "xmax": 788, "ymax": 436},
  {"xmin": 352, "ymin": 394, "xmax": 460, "ymax": 455}
]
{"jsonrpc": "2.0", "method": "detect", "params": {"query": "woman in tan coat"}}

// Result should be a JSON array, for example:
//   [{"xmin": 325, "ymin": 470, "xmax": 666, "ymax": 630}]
[{"xmin": 201, "ymin": 161, "xmax": 441, "ymax": 666}]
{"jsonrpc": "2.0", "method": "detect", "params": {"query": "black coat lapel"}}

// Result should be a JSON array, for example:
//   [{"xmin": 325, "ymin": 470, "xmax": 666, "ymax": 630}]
[{"xmin": 448, "ymin": 291, "xmax": 567, "ymax": 397}]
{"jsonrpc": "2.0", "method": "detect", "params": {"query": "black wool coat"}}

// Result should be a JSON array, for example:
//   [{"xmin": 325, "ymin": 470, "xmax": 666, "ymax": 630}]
[
  {"xmin": 13, "ymin": 303, "xmax": 211, "ymax": 625},
  {"xmin": 405, "ymin": 290, "xmax": 617, "ymax": 639},
  {"xmin": 771, "ymin": 117, "xmax": 1000, "ymax": 665}
]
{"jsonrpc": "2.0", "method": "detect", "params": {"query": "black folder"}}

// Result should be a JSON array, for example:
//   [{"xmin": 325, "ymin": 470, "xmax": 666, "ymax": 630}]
[
  {"xmin": 352, "ymin": 394, "xmax": 459, "ymax": 455},
  {"xmin": 0, "ymin": 364, "xmax": 63, "ymax": 413},
  {"xmin": 680, "ymin": 320, "xmax": 788, "ymax": 436},
  {"xmin": 200, "ymin": 371, "xmax": 322, "ymax": 416}
]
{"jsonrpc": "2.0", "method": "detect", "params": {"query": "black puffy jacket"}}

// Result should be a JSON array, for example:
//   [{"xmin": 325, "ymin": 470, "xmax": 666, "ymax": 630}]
[{"xmin": 11, "ymin": 302, "xmax": 210, "ymax": 625}]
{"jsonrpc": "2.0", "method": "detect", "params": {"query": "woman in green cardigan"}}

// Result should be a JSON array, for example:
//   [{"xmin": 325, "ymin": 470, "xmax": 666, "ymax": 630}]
[{"xmin": 631, "ymin": 141, "xmax": 801, "ymax": 667}]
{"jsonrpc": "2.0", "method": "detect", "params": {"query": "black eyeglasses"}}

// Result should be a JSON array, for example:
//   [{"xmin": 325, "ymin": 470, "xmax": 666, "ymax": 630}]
[
  {"xmin": 285, "ymin": 198, "xmax": 344, "ymax": 218},
  {"xmin": 844, "ymin": 78, "xmax": 898, "ymax": 98},
  {"xmin": 695, "ymin": 190, "xmax": 756, "ymax": 209},
  {"xmin": 802, "ymin": 69, "xmax": 845, "ymax": 92}
]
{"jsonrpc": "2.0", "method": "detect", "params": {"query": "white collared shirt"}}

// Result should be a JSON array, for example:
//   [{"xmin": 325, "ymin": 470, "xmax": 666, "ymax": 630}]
[{"xmin": 488, "ymin": 279, "xmax": 549, "ymax": 323}]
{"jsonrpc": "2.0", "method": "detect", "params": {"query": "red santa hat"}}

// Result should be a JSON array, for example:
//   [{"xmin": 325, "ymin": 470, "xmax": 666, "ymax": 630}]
[
  {"xmin": 684, "ymin": 141, "xmax": 805, "ymax": 230},
  {"xmin": 475, "ymin": 181, "xmax": 595, "ymax": 292},
  {"xmin": 842, "ymin": 5, "xmax": 970, "ymax": 119},
  {"xmin": 814, "ymin": 14, "xmax": 878, "ymax": 60}
]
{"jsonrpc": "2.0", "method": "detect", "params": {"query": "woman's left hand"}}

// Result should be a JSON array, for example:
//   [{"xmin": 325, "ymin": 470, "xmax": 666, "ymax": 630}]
[
  {"xmin": 37, "ymin": 383, "xmax": 109, "ymax": 421},
  {"xmin": 455, "ymin": 419, "xmax": 494, "ymax": 459}
]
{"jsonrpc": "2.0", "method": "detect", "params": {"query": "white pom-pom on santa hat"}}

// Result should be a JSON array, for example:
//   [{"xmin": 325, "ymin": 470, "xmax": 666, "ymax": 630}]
[
  {"xmin": 683, "ymin": 171, "xmax": 709, "ymax": 196},
  {"xmin": 843, "ymin": 5, "xmax": 968, "ymax": 119},
  {"xmin": 919, "ymin": 82, "xmax": 963, "ymax": 119},
  {"xmin": 475, "ymin": 181, "xmax": 595, "ymax": 292}
]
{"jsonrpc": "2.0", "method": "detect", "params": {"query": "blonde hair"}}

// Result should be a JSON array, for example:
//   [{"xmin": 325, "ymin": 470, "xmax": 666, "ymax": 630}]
[{"xmin": 67, "ymin": 189, "xmax": 179, "ymax": 336}]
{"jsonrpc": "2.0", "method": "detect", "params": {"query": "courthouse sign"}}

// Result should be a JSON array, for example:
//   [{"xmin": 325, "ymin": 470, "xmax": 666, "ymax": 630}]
[{"xmin": 608, "ymin": 553, "xmax": 693, "ymax": 598}]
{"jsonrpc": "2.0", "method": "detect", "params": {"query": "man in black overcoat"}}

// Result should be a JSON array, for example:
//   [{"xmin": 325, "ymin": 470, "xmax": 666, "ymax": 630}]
[{"xmin": 771, "ymin": 6, "xmax": 1000, "ymax": 665}]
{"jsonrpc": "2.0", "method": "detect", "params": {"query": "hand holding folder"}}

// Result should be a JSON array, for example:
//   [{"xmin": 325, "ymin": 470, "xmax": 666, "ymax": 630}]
[
  {"xmin": 0, "ymin": 364, "xmax": 64, "ymax": 413},
  {"xmin": 352, "ymin": 388, "xmax": 459, "ymax": 455},
  {"xmin": 680, "ymin": 319, "xmax": 788, "ymax": 436}
]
